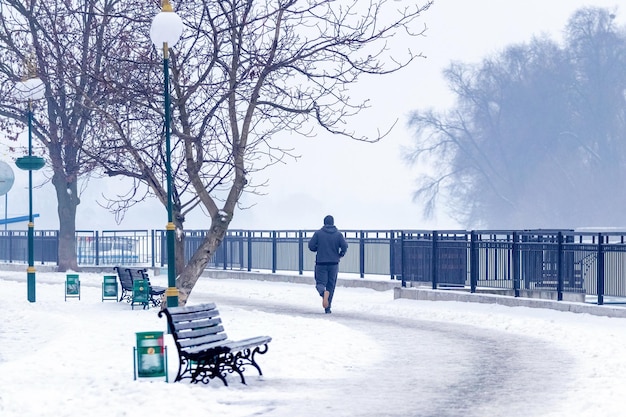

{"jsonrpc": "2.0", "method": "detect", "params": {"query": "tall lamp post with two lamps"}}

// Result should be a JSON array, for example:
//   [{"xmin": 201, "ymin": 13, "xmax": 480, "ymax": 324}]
[
  {"xmin": 14, "ymin": 70, "xmax": 46, "ymax": 303},
  {"xmin": 150, "ymin": 0, "xmax": 183, "ymax": 307}
]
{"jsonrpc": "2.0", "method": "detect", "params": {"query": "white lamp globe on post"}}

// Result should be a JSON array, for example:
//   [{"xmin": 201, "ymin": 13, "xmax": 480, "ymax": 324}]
[
  {"xmin": 150, "ymin": 0, "xmax": 183, "ymax": 308},
  {"xmin": 14, "ymin": 72, "xmax": 46, "ymax": 303}
]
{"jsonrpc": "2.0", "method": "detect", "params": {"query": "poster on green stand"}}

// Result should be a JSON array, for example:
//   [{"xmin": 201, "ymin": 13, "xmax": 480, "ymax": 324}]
[
  {"xmin": 134, "ymin": 331, "xmax": 167, "ymax": 381},
  {"xmin": 102, "ymin": 275, "xmax": 118, "ymax": 301},
  {"xmin": 65, "ymin": 274, "xmax": 80, "ymax": 301}
]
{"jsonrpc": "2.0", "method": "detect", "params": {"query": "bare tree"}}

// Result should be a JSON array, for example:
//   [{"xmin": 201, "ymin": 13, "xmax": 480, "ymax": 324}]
[
  {"xmin": 85, "ymin": 0, "xmax": 433, "ymax": 304},
  {"xmin": 0, "ymin": 0, "xmax": 140, "ymax": 270},
  {"xmin": 407, "ymin": 7, "xmax": 626, "ymax": 229}
]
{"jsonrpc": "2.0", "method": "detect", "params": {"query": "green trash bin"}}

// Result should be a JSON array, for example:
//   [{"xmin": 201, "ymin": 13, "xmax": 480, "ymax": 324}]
[
  {"xmin": 65, "ymin": 274, "xmax": 80, "ymax": 301},
  {"xmin": 132, "ymin": 279, "xmax": 150, "ymax": 309},
  {"xmin": 133, "ymin": 331, "xmax": 167, "ymax": 381},
  {"xmin": 102, "ymin": 275, "xmax": 118, "ymax": 302}
]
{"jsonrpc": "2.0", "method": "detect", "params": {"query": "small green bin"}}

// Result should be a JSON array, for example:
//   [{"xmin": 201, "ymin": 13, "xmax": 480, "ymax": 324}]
[
  {"xmin": 132, "ymin": 279, "xmax": 149, "ymax": 309},
  {"xmin": 134, "ymin": 331, "xmax": 167, "ymax": 381},
  {"xmin": 102, "ymin": 275, "xmax": 118, "ymax": 301},
  {"xmin": 65, "ymin": 274, "xmax": 80, "ymax": 301}
]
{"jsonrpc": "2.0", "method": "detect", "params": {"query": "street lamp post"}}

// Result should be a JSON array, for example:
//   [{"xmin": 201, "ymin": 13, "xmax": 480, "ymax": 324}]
[
  {"xmin": 14, "ymin": 75, "xmax": 46, "ymax": 303},
  {"xmin": 150, "ymin": 0, "xmax": 183, "ymax": 307}
]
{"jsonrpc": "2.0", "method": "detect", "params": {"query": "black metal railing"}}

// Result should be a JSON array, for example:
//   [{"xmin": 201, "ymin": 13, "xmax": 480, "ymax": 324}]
[{"xmin": 2, "ymin": 228, "xmax": 626, "ymax": 305}]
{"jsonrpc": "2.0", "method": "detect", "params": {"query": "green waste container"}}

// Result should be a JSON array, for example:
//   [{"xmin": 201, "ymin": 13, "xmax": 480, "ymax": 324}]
[
  {"xmin": 102, "ymin": 275, "xmax": 118, "ymax": 301},
  {"xmin": 134, "ymin": 331, "xmax": 167, "ymax": 381},
  {"xmin": 132, "ymin": 279, "xmax": 149, "ymax": 309},
  {"xmin": 65, "ymin": 274, "xmax": 80, "ymax": 301}
]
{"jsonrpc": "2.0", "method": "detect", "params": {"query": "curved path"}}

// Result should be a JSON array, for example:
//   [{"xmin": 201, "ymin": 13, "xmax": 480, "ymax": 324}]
[{"xmin": 202, "ymin": 290, "xmax": 572, "ymax": 417}]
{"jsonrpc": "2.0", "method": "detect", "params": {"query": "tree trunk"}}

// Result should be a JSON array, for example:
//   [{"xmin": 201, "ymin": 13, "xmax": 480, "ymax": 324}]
[
  {"xmin": 52, "ymin": 171, "xmax": 79, "ymax": 272},
  {"xmin": 177, "ymin": 219, "xmax": 229, "ymax": 306},
  {"xmin": 174, "ymin": 208, "xmax": 185, "ymax": 277}
]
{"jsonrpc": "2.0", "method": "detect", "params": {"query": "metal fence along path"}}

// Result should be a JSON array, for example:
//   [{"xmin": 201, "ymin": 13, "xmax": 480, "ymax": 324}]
[{"xmin": 2, "ymin": 228, "xmax": 626, "ymax": 305}]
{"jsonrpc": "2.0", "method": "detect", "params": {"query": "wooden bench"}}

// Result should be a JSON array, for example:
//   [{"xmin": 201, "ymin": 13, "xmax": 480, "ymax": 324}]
[
  {"xmin": 158, "ymin": 302, "xmax": 272, "ymax": 385},
  {"xmin": 137, "ymin": 268, "xmax": 166, "ymax": 307},
  {"xmin": 113, "ymin": 266, "xmax": 166, "ymax": 308},
  {"xmin": 113, "ymin": 266, "xmax": 135, "ymax": 303}
]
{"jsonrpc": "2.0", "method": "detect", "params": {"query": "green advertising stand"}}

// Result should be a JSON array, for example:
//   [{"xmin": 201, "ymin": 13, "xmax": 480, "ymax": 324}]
[
  {"xmin": 65, "ymin": 274, "xmax": 80, "ymax": 301},
  {"xmin": 102, "ymin": 275, "xmax": 118, "ymax": 302},
  {"xmin": 133, "ymin": 331, "xmax": 168, "ymax": 381},
  {"xmin": 132, "ymin": 279, "xmax": 150, "ymax": 310}
]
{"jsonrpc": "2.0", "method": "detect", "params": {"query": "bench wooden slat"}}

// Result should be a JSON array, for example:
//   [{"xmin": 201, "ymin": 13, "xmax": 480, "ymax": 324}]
[
  {"xmin": 168, "ymin": 309, "xmax": 221, "ymax": 323},
  {"xmin": 176, "ymin": 326, "xmax": 227, "ymax": 345},
  {"xmin": 176, "ymin": 330, "xmax": 223, "ymax": 342},
  {"xmin": 182, "ymin": 338, "xmax": 231, "ymax": 355},
  {"xmin": 150, "ymin": 286, "xmax": 166, "ymax": 294},
  {"xmin": 170, "ymin": 317, "xmax": 222, "ymax": 331},
  {"xmin": 166, "ymin": 302, "xmax": 218, "ymax": 315},
  {"xmin": 224, "ymin": 336, "xmax": 272, "ymax": 351}
]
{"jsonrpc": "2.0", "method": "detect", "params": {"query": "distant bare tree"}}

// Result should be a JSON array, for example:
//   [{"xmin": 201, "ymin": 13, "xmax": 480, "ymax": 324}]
[
  {"xmin": 407, "ymin": 6, "xmax": 626, "ymax": 229},
  {"xmin": 85, "ymin": 0, "xmax": 433, "ymax": 304}
]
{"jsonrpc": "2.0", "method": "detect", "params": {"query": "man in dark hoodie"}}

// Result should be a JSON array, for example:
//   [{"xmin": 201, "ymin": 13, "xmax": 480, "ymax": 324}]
[{"xmin": 308, "ymin": 215, "xmax": 348, "ymax": 313}]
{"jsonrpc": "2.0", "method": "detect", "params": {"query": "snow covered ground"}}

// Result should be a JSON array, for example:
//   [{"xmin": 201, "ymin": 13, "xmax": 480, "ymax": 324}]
[{"xmin": 1, "ymin": 268, "xmax": 625, "ymax": 417}]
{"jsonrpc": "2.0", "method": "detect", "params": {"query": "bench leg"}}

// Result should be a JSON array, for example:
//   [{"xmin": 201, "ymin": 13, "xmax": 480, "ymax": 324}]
[
  {"xmin": 228, "ymin": 344, "xmax": 269, "ymax": 384},
  {"xmin": 222, "ymin": 352, "xmax": 246, "ymax": 384},
  {"xmin": 192, "ymin": 357, "xmax": 229, "ymax": 386},
  {"xmin": 120, "ymin": 290, "xmax": 132, "ymax": 303},
  {"xmin": 177, "ymin": 357, "xmax": 208, "ymax": 383},
  {"xmin": 177, "ymin": 355, "xmax": 229, "ymax": 386},
  {"xmin": 150, "ymin": 293, "xmax": 163, "ymax": 307},
  {"xmin": 174, "ymin": 358, "xmax": 188, "ymax": 382}
]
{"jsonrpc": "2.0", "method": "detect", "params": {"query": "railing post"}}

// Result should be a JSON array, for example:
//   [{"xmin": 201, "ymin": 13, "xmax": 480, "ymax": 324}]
[
  {"xmin": 160, "ymin": 230, "xmax": 166, "ymax": 267},
  {"xmin": 150, "ymin": 229, "xmax": 155, "ymax": 268},
  {"xmin": 470, "ymin": 231, "xmax": 477, "ymax": 293},
  {"xmin": 432, "ymin": 230, "xmax": 438, "ymax": 290},
  {"xmin": 95, "ymin": 230, "xmax": 100, "ymax": 266},
  {"xmin": 222, "ymin": 234, "xmax": 228, "ymax": 270},
  {"xmin": 247, "ymin": 231, "xmax": 252, "ymax": 272},
  {"xmin": 238, "ymin": 232, "xmax": 244, "ymax": 269},
  {"xmin": 400, "ymin": 231, "xmax": 406, "ymax": 287},
  {"xmin": 597, "ymin": 233, "xmax": 604, "ymax": 305},
  {"xmin": 389, "ymin": 230, "xmax": 396, "ymax": 280},
  {"xmin": 56, "ymin": 230, "xmax": 60, "ymax": 265},
  {"xmin": 35, "ymin": 231, "xmax": 39, "ymax": 264},
  {"xmin": 271, "ymin": 231, "xmax": 277, "ymax": 273},
  {"xmin": 298, "ymin": 231, "xmax": 304, "ymax": 275},
  {"xmin": 8, "ymin": 230, "xmax": 12, "ymax": 263},
  {"xmin": 512, "ymin": 232, "xmax": 520, "ymax": 297},
  {"xmin": 359, "ymin": 231, "xmax": 365, "ymax": 278},
  {"xmin": 557, "ymin": 231, "xmax": 563, "ymax": 301}
]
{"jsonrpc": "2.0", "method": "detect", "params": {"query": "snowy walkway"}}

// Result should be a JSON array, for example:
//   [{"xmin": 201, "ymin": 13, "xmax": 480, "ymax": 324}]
[
  {"xmin": 204, "ymin": 289, "xmax": 571, "ymax": 417},
  {"xmin": 0, "ymin": 270, "xmax": 625, "ymax": 417}
]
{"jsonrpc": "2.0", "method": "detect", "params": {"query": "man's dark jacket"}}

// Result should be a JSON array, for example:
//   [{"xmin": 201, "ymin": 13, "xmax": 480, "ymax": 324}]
[{"xmin": 308, "ymin": 225, "xmax": 348, "ymax": 265}]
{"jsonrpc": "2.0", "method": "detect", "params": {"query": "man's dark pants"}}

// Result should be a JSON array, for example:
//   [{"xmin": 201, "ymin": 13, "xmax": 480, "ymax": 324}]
[{"xmin": 314, "ymin": 263, "xmax": 339, "ymax": 306}]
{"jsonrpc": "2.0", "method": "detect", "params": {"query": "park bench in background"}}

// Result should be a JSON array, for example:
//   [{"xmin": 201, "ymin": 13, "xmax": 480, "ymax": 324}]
[
  {"xmin": 113, "ymin": 266, "xmax": 134, "ymax": 303},
  {"xmin": 158, "ymin": 302, "xmax": 272, "ymax": 385},
  {"xmin": 137, "ymin": 268, "xmax": 166, "ymax": 307},
  {"xmin": 113, "ymin": 266, "xmax": 165, "ymax": 308}
]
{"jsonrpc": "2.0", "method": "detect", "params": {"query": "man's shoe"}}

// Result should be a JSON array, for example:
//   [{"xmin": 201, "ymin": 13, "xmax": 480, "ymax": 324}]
[
  {"xmin": 325, "ymin": 307, "xmax": 332, "ymax": 314},
  {"xmin": 322, "ymin": 290, "xmax": 330, "ymax": 309}
]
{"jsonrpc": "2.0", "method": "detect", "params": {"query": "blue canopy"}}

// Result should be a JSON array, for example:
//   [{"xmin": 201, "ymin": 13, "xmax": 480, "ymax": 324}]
[{"xmin": 0, "ymin": 214, "xmax": 40, "ymax": 225}]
